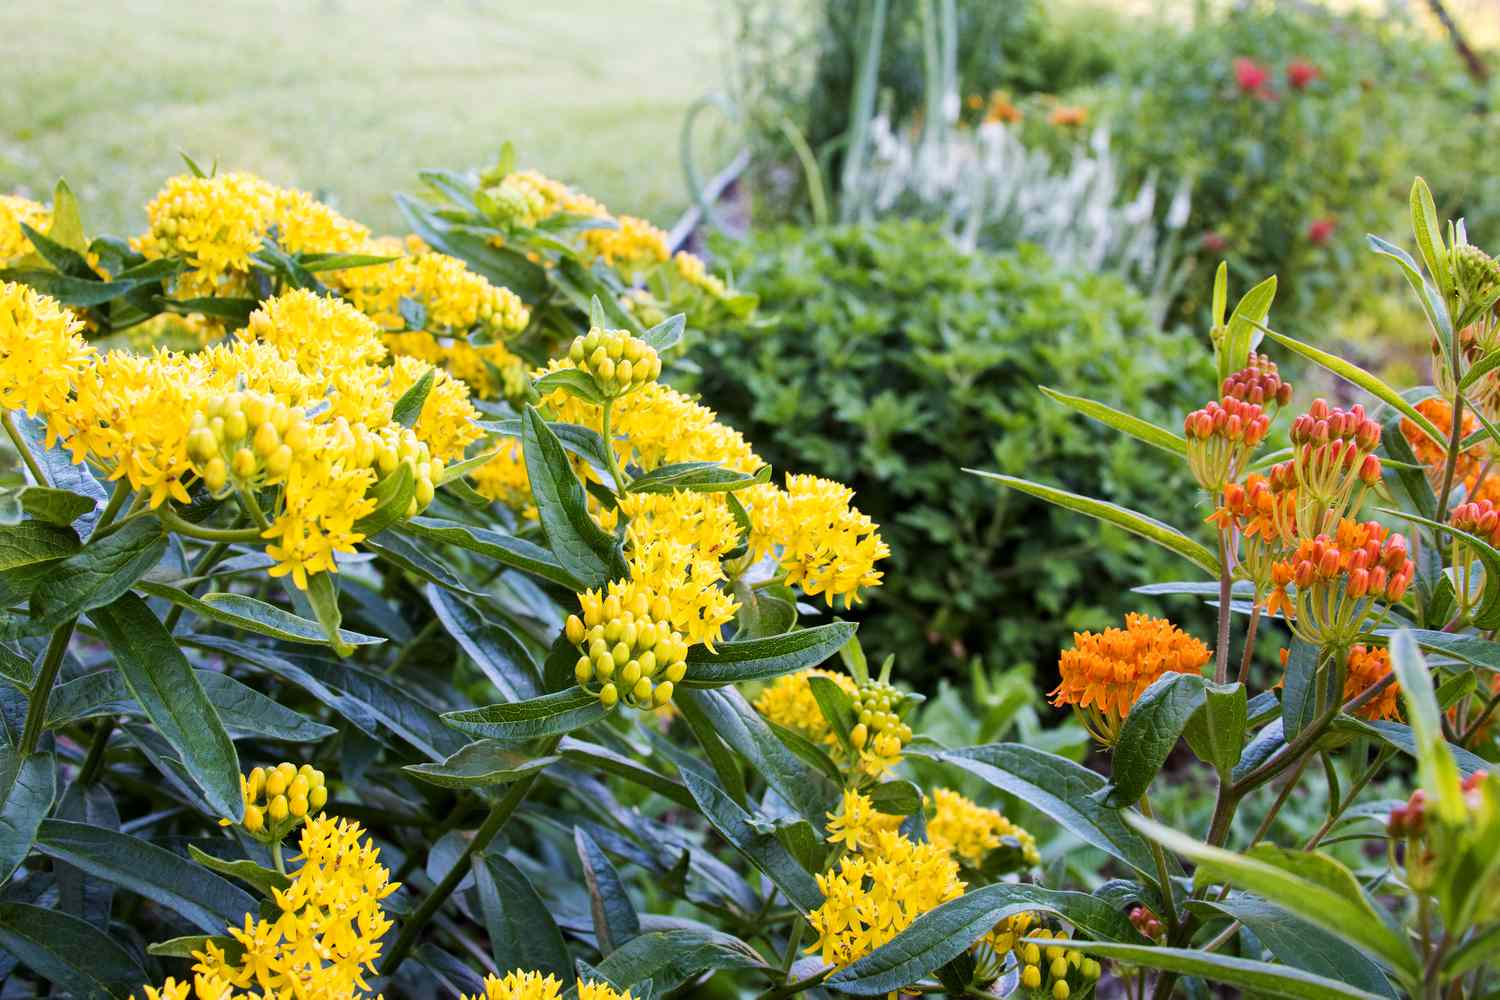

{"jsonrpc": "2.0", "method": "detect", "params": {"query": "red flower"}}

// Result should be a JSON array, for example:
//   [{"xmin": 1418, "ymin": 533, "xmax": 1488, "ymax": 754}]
[
  {"xmin": 1287, "ymin": 59, "xmax": 1320, "ymax": 90},
  {"xmin": 1233, "ymin": 57, "xmax": 1271, "ymax": 96},
  {"xmin": 1201, "ymin": 231, "xmax": 1228, "ymax": 254},
  {"xmin": 1306, "ymin": 216, "xmax": 1337, "ymax": 245}
]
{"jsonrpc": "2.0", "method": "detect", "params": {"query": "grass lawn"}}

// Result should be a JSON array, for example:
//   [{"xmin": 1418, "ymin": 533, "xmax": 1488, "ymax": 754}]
[{"xmin": 0, "ymin": 0, "xmax": 733, "ymax": 236}]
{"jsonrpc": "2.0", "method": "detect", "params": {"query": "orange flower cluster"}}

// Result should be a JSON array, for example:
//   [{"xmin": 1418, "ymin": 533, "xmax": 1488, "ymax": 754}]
[
  {"xmin": 1449, "ymin": 498, "xmax": 1500, "ymax": 620},
  {"xmin": 1451, "ymin": 498, "xmax": 1500, "ymax": 546},
  {"xmin": 1222, "ymin": 353, "xmax": 1293, "ymax": 412},
  {"xmin": 1403, "ymin": 398, "xmax": 1483, "ymax": 483},
  {"xmin": 1050, "ymin": 613, "xmax": 1211, "ymax": 743},
  {"xmin": 1286, "ymin": 399, "xmax": 1382, "ymax": 537},
  {"xmin": 1184, "ymin": 396, "xmax": 1272, "ymax": 491},
  {"xmin": 1268, "ymin": 519, "xmax": 1413, "ymax": 647},
  {"xmin": 1342, "ymin": 644, "xmax": 1401, "ymax": 722},
  {"xmin": 1215, "ymin": 470, "xmax": 1298, "ymax": 594}
]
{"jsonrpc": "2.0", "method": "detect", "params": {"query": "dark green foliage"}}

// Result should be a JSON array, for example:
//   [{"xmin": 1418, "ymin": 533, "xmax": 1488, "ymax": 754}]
[{"xmin": 696, "ymin": 221, "xmax": 1214, "ymax": 676}]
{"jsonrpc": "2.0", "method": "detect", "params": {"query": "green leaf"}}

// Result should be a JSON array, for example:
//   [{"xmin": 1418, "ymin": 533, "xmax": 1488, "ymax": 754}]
[
  {"xmin": 1281, "ymin": 638, "xmax": 1330, "ymax": 740},
  {"xmin": 146, "ymin": 934, "xmax": 242, "ymax": 963},
  {"xmin": 393, "ymin": 366, "xmax": 436, "ymax": 428},
  {"xmin": 137, "ymin": 582, "xmax": 383, "ymax": 647},
  {"xmin": 158, "ymin": 295, "xmax": 259, "ymax": 325},
  {"xmin": 185, "ymin": 844, "xmax": 291, "ymax": 898},
  {"xmin": 364, "ymin": 529, "xmax": 483, "ymax": 598},
  {"xmin": 1053, "ymin": 940, "xmax": 1388, "ymax": 1000},
  {"xmin": 559, "ymin": 737, "xmax": 694, "ymax": 808},
  {"xmin": 1257, "ymin": 324, "xmax": 1444, "ymax": 449},
  {"xmin": 967, "ymin": 471, "xmax": 1218, "ymax": 575},
  {"xmin": 471, "ymin": 851, "xmax": 573, "ymax": 984},
  {"xmin": 1367, "ymin": 236, "xmax": 1454, "ymax": 366},
  {"xmin": 0, "ymin": 268, "xmax": 138, "ymax": 307},
  {"xmin": 827, "ymin": 883, "xmax": 1144, "ymax": 995},
  {"xmin": 403, "ymin": 740, "xmax": 557, "ymax": 789},
  {"xmin": 1197, "ymin": 897, "xmax": 1398, "ymax": 998},
  {"xmin": 625, "ymin": 461, "xmax": 770, "ymax": 495},
  {"xmin": 522, "ymin": 405, "xmax": 627, "ymax": 588},
  {"xmin": 1128, "ymin": 813, "xmax": 1420, "ymax": 983},
  {"xmin": 806, "ymin": 674, "xmax": 856, "ymax": 753},
  {"xmin": 0, "ymin": 521, "xmax": 80, "ymax": 570},
  {"xmin": 405, "ymin": 516, "xmax": 585, "ymax": 590},
  {"xmin": 0, "ymin": 902, "xmax": 145, "ymax": 999},
  {"xmin": 1105, "ymin": 673, "xmax": 1208, "ymax": 806},
  {"xmin": 1212, "ymin": 261, "xmax": 1228, "ymax": 328},
  {"xmin": 677, "ymin": 767, "xmax": 824, "ymax": 913},
  {"xmin": 1183, "ymin": 681, "xmax": 1248, "ymax": 777},
  {"xmin": 7, "ymin": 487, "xmax": 95, "ymax": 526},
  {"xmin": 19, "ymin": 222, "xmax": 94, "ymax": 278},
  {"xmin": 49, "ymin": 179, "xmax": 87, "ymax": 253},
  {"xmin": 426, "ymin": 586, "xmax": 543, "ymax": 702},
  {"xmin": 681, "ymin": 622, "xmax": 856, "ymax": 687},
  {"xmin": 90, "ymin": 593, "xmax": 242, "ymax": 821},
  {"xmin": 642, "ymin": 313, "xmax": 686, "ymax": 352},
  {"xmin": 867, "ymin": 779, "xmax": 923, "ymax": 815},
  {"xmin": 1223, "ymin": 274, "xmax": 1278, "ymax": 382},
  {"xmin": 352, "ymin": 462, "xmax": 416, "ymax": 537},
  {"xmin": 296, "ymin": 251, "xmax": 398, "ymax": 273},
  {"xmin": 304, "ymin": 570, "xmax": 354, "ymax": 657},
  {"xmin": 1038, "ymin": 386, "xmax": 1187, "ymax": 456},
  {"xmin": 914, "ymin": 742, "xmax": 1160, "ymax": 882},
  {"xmin": 181, "ymin": 635, "xmax": 382, "ymax": 738},
  {"xmin": 444, "ymin": 688, "xmax": 611, "ymax": 740},
  {"xmin": 483, "ymin": 418, "xmax": 618, "ymax": 490},
  {"xmin": 0, "ymin": 748, "xmax": 54, "ymax": 883},
  {"xmin": 576, "ymin": 826, "xmax": 641, "ymax": 954},
  {"xmin": 534, "ymin": 368, "xmax": 608, "ymax": 406},
  {"xmin": 33, "ymin": 820, "xmax": 256, "ymax": 933},
  {"xmin": 1460, "ymin": 347, "xmax": 1500, "ymax": 391},
  {"xmin": 590, "ymin": 928, "xmax": 766, "ymax": 994},
  {"xmin": 1411, "ymin": 177, "xmax": 1452, "ymax": 300},
  {"xmin": 1389, "ymin": 630, "xmax": 1464, "ymax": 824},
  {"xmin": 31, "ymin": 518, "xmax": 166, "ymax": 627}
]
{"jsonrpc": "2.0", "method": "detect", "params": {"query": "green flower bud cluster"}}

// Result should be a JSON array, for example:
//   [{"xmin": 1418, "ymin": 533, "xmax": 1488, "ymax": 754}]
[
  {"xmin": 1014, "ymin": 928, "xmax": 1102, "ymax": 1000},
  {"xmin": 566, "ymin": 327, "xmax": 661, "ymax": 398},
  {"xmin": 222, "ymin": 761, "xmax": 329, "ymax": 843},
  {"xmin": 566, "ymin": 588, "xmax": 689, "ymax": 710},
  {"xmin": 849, "ymin": 679, "xmax": 912, "ymax": 757},
  {"xmin": 187, "ymin": 390, "xmax": 309, "ymax": 494},
  {"xmin": 1454, "ymin": 244, "xmax": 1500, "ymax": 313}
]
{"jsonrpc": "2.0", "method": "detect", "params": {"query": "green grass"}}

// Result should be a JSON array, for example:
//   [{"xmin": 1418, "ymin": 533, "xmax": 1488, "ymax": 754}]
[{"xmin": 0, "ymin": 0, "xmax": 734, "ymax": 237}]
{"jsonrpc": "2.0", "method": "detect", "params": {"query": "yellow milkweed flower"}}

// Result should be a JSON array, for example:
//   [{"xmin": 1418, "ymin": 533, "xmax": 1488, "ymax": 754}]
[
  {"xmin": 754, "ymin": 669, "xmax": 856, "ymax": 751},
  {"xmin": 385, "ymin": 331, "xmax": 526, "ymax": 401},
  {"xmin": 0, "ymin": 194, "xmax": 51, "ymax": 265},
  {"xmin": 240, "ymin": 287, "xmax": 388, "ymax": 374},
  {"xmin": 472, "ymin": 438, "xmax": 534, "ymax": 513},
  {"xmin": 489, "ymin": 169, "xmax": 609, "ymax": 224},
  {"xmin": 568, "ymin": 580, "xmax": 690, "ymax": 709},
  {"xmin": 189, "ymin": 815, "xmax": 398, "ymax": 999},
  {"xmin": 268, "ymin": 185, "xmax": 371, "ymax": 255},
  {"xmin": 0, "ymin": 281, "xmax": 93, "ymax": 421},
  {"xmin": 825, "ymin": 788, "xmax": 901, "ymax": 851},
  {"xmin": 389, "ymin": 355, "xmax": 484, "ymax": 464},
  {"xmin": 928, "ymin": 787, "xmax": 1040, "ymax": 869},
  {"xmin": 462, "ymin": 970, "xmax": 633, "ymax": 1000},
  {"xmin": 142, "ymin": 172, "xmax": 274, "ymax": 296},
  {"xmin": 1051, "ymin": 613, "xmax": 1211, "ymax": 745},
  {"xmin": 583, "ymin": 214, "xmax": 670, "ymax": 278},
  {"xmin": 220, "ymin": 761, "xmax": 329, "ymax": 841},
  {"xmin": 128, "ymin": 973, "xmax": 236, "ymax": 1000},
  {"xmin": 673, "ymin": 250, "xmax": 728, "ymax": 299},
  {"xmin": 762, "ymin": 474, "xmax": 889, "ymax": 607},
  {"xmin": 332, "ymin": 239, "xmax": 530, "ymax": 341},
  {"xmin": 807, "ymin": 830, "xmax": 965, "ymax": 969}
]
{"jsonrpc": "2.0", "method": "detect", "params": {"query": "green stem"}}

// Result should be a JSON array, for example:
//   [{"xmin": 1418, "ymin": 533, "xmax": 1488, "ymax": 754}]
[
  {"xmin": 379, "ymin": 739, "xmax": 559, "ymax": 977},
  {"xmin": 1302, "ymin": 748, "xmax": 1393, "ymax": 850},
  {"xmin": 19, "ymin": 620, "xmax": 76, "ymax": 755},
  {"xmin": 76, "ymin": 717, "xmax": 116, "ymax": 785},
  {"xmin": 1236, "ymin": 604, "xmax": 1261, "ymax": 686},
  {"xmin": 271, "ymin": 838, "xmax": 286, "ymax": 876},
  {"xmin": 236, "ymin": 487, "xmax": 271, "ymax": 532},
  {"xmin": 155, "ymin": 506, "xmax": 262, "ymax": 543},
  {"xmin": 757, "ymin": 965, "xmax": 830, "ymax": 1000},
  {"xmin": 1214, "ymin": 528, "xmax": 1232, "ymax": 685},
  {"xmin": 2, "ymin": 412, "xmax": 46, "ymax": 486},
  {"xmin": 1434, "ymin": 391, "xmax": 1466, "ymax": 529},
  {"xmin": 1137, "ymin": 796, "xmax": 1180, "ymax": 933},
  {"xmin": 599, "ymin": 398, "xmax": 628, "ymax": 492},
  {"xmin": 385, "ymin": 618, "xmax": 441, "ymax": 676},
  {"xmin": 89, "ymin": 480, "xmax": 132, "ymax": 542}
]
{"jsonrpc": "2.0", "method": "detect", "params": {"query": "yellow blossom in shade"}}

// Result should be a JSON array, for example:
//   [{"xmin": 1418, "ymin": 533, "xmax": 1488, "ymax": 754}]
[
  {"xmin": 463, "ymin": 970, "xmax": 634, "ymax": 1000},
  {"xmin": 583, "ymin": 214, "xmax": 670, "ymax": 277},
  {"xmin": 388, "ymin": 355, "xmax": 484, "ymax": 463},
  {"xmin": 472, "ymin": 438, "xmax": 534, "ymax": 513},
  {"xmin": 927, "ymin": 787, "xmax": 1040, "ymax": 869},
  {"xmin": 754, "ymin": 669, "xmax": 856, "ymax": 751},
  {"xmin": 191, "ymin": 815, "xmax": 397, "ymax": 999},
  {"xmin": 807, "ymin": 830, "xmax": 966, "ymax": 969},
  {"xmin": 673, "ymin": 250, "xmax": 728, "ymax": 298},
  {"xmin": 142, "ymin": 172, "xmax": 274, "ymax": 296},
  {"xmin": 1051, "ymin": 613, "xmax": 1211, "ymax": 744},
  {"xmin": 825, "ymin": 788, "xmax": 901, "ymax": 851},
  {"xmin": 762, "ymin": 474, "xmax": 889, "ymax": 607},
  {"xmin": 0, "ymin": 194, "xmax": 51, "ymax": 264},
  {"xmin": 0, "ymin": 281, "xmax": 93, "ymax": 419},
  {"xmin": 129, "ymin": 973, "xmax": 236, "ymax": 1000},
  {"xmin": 240, "ymin": 288, "xmax": 388, "ymax": 374},
  {"xmin": 384, "ymin": 330, "xmax": 526, "ymax": 400},
  {"xmin": 331, "ymin": 241, "xmax": 530, "ymax": 340}
]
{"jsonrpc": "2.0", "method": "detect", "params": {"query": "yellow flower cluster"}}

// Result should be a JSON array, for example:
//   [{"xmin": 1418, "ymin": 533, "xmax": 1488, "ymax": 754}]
[
  {"xmin": 566, "ymin": 580, "xmax": 690, "ymax": 709},
  {"xmin": 753, "ymin": 670, "xmax": 904, "ymax": 777},
  {"xmin": 927, "ymin": 787, "xmax": 1040, "ymax": 869},
  {"xmin": 14, "ymin": 284, "xmax": 480, "ymax": 587},
  {"xmin": 768, "ymin": 475, "xmax": 890, "ymax": 607},
  {"xmin": 807, "ymin": 829, "xmax": 965, "ymax": 968},
  {"xmin": 583, "ymin": 214, "xmax": 670, "ymax": 278},
  {"xmin": 1008, "ymin": 926, "xmax": 1101, "ymax": 1000},
  {"xmin": 385, "ymin": 331, "xmax": 526, "ymax": 401},
  {"xmin": 490, "ymin": 169, "xmax": 609, "ymax": 225},
  {"xmin": 0, "ymin": 194, "xmax": 51, "ymax": 265},
  {"xmin": 462, "ymin": 969, "xmax": 633, "ymax": 1000},
  {"xmin": 140, "ymin": 172, "xmax": 278, "ymax": 297},
  {"xmin": 220, "ymin": 761, "xmax": 329, "ymax": 841},
  {"xmin": 471, "ymin": 439, "xmax": 533, "ymax": 513},
  {"xmin": 673, "ymin": 250, "xmax": 728, "ymax": 298},
  {"xmin": 824, "ymin": 788, "xmax": 901, "ymax": 851},
  {"xmin": 133, "ymin": 816, "xmax": 397, "ymax": 1000},
  {"xmin": 566, "ymin": 327, "xmax": 662, "ymax": 397}
]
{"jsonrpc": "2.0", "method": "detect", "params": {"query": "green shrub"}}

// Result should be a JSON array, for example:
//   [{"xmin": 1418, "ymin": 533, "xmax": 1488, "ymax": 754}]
[{"xmin": 696, "ymin": 220, "xmax": 1214, "ymax": 674}]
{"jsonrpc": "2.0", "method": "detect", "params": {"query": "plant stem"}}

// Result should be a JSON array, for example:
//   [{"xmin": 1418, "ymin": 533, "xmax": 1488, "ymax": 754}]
[
  {"xmin": 1434, "ymin": 392, "xmax": 1466, "ymax": 528},
  {"xmin": 19, "ymin": 620, "xmax": 76, "ymax": 755},
  {"xmin": 236, "ymin": 487, "xmax": 271, "ymax": 532},
  {"xmin": 90, "ymin": 480, "xmax": 132, "ymax": 542},
  {"xmin": 76, "ymin": 717, "xmax": 116, "ymax": 785},
  {"xmin": 379, "ymin": 738, "xmax": 559, "ymax": 977},
  {"xmin": 599, "ymin": 398, "xmax": 628, "ymax": 492},
  {"xmin": 1137, "ymin": 796, "xmax": 1180, "ymax": 933},
  {"xmin": 1461, "ymin": 688, "xmax": 1500, "ymax": 746},
  {"xmin": 155, "ymin": 505, "xmax": 262, "ymax": 542},
  {"xmin": 385, "ymin": 618, "xmax": 441, "ymax": 676},
  {"xmin": 1214, "ymin": 529, "xmax": 1232, "ymax": 684},
  {"xmin": 2, "ymin": 412, "xmax": 46, "ymax": 486},
  {"xmin": 1236, "ymin": 605, "xmax": 1260, "ymax": 686},
  {"xmin": 1302, "ymin": 748, "xmax": 1393, "ymax": 850},
  {"xmin": 271, "ymin": 839, "xmax": 286, "ymax": 876}
]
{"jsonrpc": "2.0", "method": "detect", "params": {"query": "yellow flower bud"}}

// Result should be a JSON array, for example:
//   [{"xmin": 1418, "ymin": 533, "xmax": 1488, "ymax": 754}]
[
  {"xmin": 1082, "ymin": 959, "xmax": 1100, "ymax": 981},
  {"xmin": 653, "ymin": 680, "xmax": 674, "ymax": 707},
  {"xmin": 252, "ymin": 422, "xmax": 280, "ymax": 459},
  {"xmin": 247, "ymin": 767, "xmax": 266, "ymax": 801},
  {"xmin": 620, "ymin": 660, "xmax": 641, "ymax": 686},
  {"xmin": 265, "ymin": 768, "xmax": 291, "ymax": 797},
  {"xmin": 242, "ymin": 394, "xmax": 270, "ymax": 428},
  {"xmin": 266, "ymin": 445, "xmax": 293, "ymax": 478},
  {"xmin": 1052, "ymin": 982, "xmax": 1070, "ymax": 1000},
  {"xmin": 232, "ymin": 447, "xmax": 257, "ymax": 478},
  {"xmin": 599, "ymin": 683, "xmax": 619, "ymax": 707},
  {"xmin": 269, "ymin": 795, "xmax": 289, "ymax": 822},
  {"xmin": 1021, "ymin": 965, "xmax": 1041, "ymax": 990},
  {"xmin": 632, "ymin": 677, "xmax": 653, "ymax": 703},
  {"xmin": 289, "ymin": 775, "xmax": 309, "ymax": 800},
  {"xmin": 612, "ymin": 642, "xmax": 630, "ymax": 666},
  {"xmin": 566, "ymin": 615, "xmax": 586, "ymax": 644},
  {"xmin": 243, "ymin": 804, "xmax": 265, "ymax": 833},
  {"xmin": 850, "ymin": 722, "xmax": 869, "ymax": 749},
  {"xmin": 1050, "ymin": 957, "xmax": 1068, "ymax": 980},
  {"xmin": 638, "ymin": 650, "xmax": 657, "ymax": 677},
  {"xmin": 289, "ymin": 795, "xmax": 309, "ymax": 819},
  {"xmin": 665, "ymin": 661, "xmax": 686, "ymax": 684},
  {"xmin": 1023, "ymin": 944, "xmax": 1040, "ymax": 966},
  {"xmin": 224, "ymin": 409, "xmax": 248, "ymax": 441},
  {"xmin": 575, "ymin": 656, "xmax": 594, "ymax": 684},
  {"xmin": 415, "ymin": 476, "xmax": 435, "ymax": 507},
  {"xmin": 203, "ymin": 457, "xmax": 228, "ymax": 492},
  {"xmin": 594, "ymin": 653, "xmax": 615, "ymax": 679},
  {"xmin": 187, "ymin": 427, "xmax": 218, "ymax": 463},
  {"xmin": 309, "ymin": 785, "xmax": 328, "ymax": 811},
  {"xmin": 583, "ymin": 603, "xmax": 602, "ymax": 628}
]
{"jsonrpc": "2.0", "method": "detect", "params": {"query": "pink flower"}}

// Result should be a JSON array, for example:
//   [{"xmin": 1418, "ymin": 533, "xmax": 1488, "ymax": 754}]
[
  {"xmin": 1233, "ymin": 57, "xmax": 1271, "ymax": 95},
  {"xmin": 1287, "ymin": 59, "xmax": 1320, "ymax": 90},
  {"xmin": 1306, "ymin": 217, "xmax": 1337, "ymax": 245},
  {"xmin": 1201, "ymin": 231, "xmax": 1229, "ymax": 254}
]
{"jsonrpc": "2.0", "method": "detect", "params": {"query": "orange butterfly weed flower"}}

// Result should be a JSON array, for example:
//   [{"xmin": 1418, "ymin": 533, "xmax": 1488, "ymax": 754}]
[
  {"xmin": 1267, "ymin": 518, "xmax": 1413, "ymax": 648},
  {"xmin": 1343, "ymin": 644, "xmax": 1401, "ymax": 722},
  {"xmin": 1051, "ymin": 614, "xmax": 1211, "ymax": 744}
]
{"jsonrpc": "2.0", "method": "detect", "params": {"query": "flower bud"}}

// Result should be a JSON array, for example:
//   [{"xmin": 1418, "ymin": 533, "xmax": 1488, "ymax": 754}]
[
  {"xmin": 565, "ymin": 615, "xmax": 585, "ymax": 644},
  {"xmin": 269, "ymin": 795, "xmax": 289, "ymax": 822},
  {"xmin": 310, "ymin": 785, "xmax": 328, "ymax": 810},
  {"xmin": 599, "ymin": 683, "xmax": 619, "ymax": 708}
]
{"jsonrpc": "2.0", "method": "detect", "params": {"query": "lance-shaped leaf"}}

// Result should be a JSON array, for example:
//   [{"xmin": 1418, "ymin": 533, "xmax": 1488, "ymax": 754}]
[
  {"xmin": 1104, "ymin": 673, "xmax": 1207, "ymax": 806},
  {"xmin": 0, "ymin": 748, "xmax": 54, "ymax": 884},
  {"xmin": 444, "ymin": 687, "xmax": 612, "ymax": 740},
  {"xmin": 186, "ymin": 844, "xmax": 290, "ymax": 898},
  {"xmin": 967, "ymin": 472, "xmax": 1218, "ymax": 574},
  {"xmin": 1195, "ymin": 897, "xmax": 1398, "ymax": 998},
  {"xmin": 559, "ymin": 738, "xmax": 694, "ymax": 809},
  {"xmin": 642, "ymin": 313, "xmax": 685, "ymax": 353},
  {"xmin": 1038, "ymin": 386, "xmax": 1187, "ymax": 456},
  {"xmin": 404, "ymin": 517, "xmax": 584, "ymax": 590},
  {"xmin": 6, "ymin": 486, "xmax": 95, "ymax": 526},
  {"xmin": 681, "ymin": 622, "xmax": 856, "ymax": 687},
  {"xmin": 471, "ymin": 851, "xmax": 572, "ymax": 983},
  {"xmin": 1128, "ymin": 813, "xmax": 1421, "ymax": 985},
  {"xmin": 1183, "ymin": 681, "xmax": 1248, "ymax": 778},
  {"xmin": 1048, "ymin": 940, "xmax": 1388, "ymax": 1000},
  {"xmin": 403, "ymin": 740, "xmax": 558, "ymax": 789},
  {"xmin": 90, "ymin": 593, "xmax": 242, "ymax": 821},
  {"xmin": 827, "ymin": 883, "xmax": 1145, "ymax": 995},
  {"xmin": 1221, "ymin": 275, "xmax": 1278, "ymax": 384},
  {"xmin": 31, "ymin": 518, "xmax": 166, "ymax": 626},
  {"xmin": 626, "ymin": 462, "xmax": 771, "ymax": 495},
  {"xmin": 522, "ymin": 404, "xmax": 627, "ymax": 588},
  {"xmin": 1389, "ymin": 630, "xmax": 1464, "ymax": 824},
  {"xmin": 576, "ymin": 826, "xmax": 641, "ymax": 955},
  {"xmin": 0, "ymin": 902, "xmax": 146, "ymax": 999},
  {"xmin": 426, "ymin": 585, "xmax": 542, "ymax": 702},
  {"xmin": 364, "ymin": 530, "xmax": 484, "ymax": 598},
  {"xmin": 136, "ymin": 582, "xmax": 383, "ymax": 647},
  {"xmin": 590, "ymin": 928, "xmax": 766, "ymax": 995}
]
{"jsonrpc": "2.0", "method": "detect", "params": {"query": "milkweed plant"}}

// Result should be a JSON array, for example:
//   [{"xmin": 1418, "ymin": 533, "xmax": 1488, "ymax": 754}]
[{"xmin": 0, "ymin": 148, "xmax": 1497, "ymax": 1000}]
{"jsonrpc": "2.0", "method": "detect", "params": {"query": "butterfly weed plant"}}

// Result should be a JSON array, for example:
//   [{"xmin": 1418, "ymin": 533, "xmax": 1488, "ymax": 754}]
[{"xmin": 4, "ymin": 146, "xmax": 1500, "ymax": 999}]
